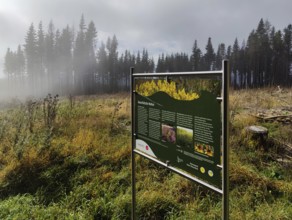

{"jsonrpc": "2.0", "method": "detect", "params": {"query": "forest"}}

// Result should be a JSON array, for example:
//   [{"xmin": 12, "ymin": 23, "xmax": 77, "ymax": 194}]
[
  {"xmin": 1, "ymin": 15, "xmax": 292, "ymax": 219},
  {"xmin": 3, "ymin": 16, "xmax": 292, "ymax": 98}
]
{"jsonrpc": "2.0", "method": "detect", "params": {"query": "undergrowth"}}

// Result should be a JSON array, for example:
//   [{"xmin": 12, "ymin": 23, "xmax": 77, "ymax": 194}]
[{"xmin": 0, "ymin": 90, "xmax": 291, "ymax": 219}]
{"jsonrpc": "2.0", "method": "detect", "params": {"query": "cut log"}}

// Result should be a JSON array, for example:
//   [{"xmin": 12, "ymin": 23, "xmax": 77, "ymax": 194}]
[{"xmin": 252, "ymin": 113, "xmax": 292, "ymax": 124}]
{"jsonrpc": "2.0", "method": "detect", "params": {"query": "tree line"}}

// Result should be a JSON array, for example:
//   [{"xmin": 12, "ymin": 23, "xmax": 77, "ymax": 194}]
[
  {"xmin": 3, "ymin": 17, "xmax": 292, "ymax": 97},
  {"xmin": 4, "ymin": 15, "xmax": 155, "ymax": 96},
  {"xmin": 156, "ymin": 19, "xmax": 292, "ymax": 88}
]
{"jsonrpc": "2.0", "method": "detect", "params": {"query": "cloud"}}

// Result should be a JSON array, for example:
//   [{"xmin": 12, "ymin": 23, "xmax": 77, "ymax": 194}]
[{"xmin": 1, "ymin": 0, "xmax": 292, "ymax": 78}]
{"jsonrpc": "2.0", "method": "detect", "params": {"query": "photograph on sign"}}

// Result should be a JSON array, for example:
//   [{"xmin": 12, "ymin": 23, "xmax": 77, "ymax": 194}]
[{"xmin": 134, "ymin": 77, "xmax": 222, "ymax": 188}]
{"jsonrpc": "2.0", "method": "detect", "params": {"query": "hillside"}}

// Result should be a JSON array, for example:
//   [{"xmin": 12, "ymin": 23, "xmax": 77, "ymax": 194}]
[{"xmin": 0, "ymin": 89, "xmax": 291, "ymax": 219}]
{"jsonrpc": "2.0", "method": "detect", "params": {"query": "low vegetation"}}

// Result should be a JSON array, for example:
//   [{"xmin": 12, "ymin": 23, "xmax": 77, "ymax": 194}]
[{"xmin": 0, "ymin": 88, "xmax": 291, "ymax": 219}]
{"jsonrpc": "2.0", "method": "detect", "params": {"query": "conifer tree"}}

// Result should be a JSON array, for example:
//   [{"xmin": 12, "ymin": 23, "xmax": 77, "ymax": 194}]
[
  {"xmin": 106, "ymin": 35, "xmax": 118, "ymax": 92},
  {"xmin": 4, "ymin": 48, "xmax": 14, "ymax": 80},
  {"xmin": 231, "ymin": 38, "xmax": 240, "ymax": 88},
  {"xmin": 73, "ymin": 15, "xmax": 87, "ymax": 93},
  {"xmin": 135, "ymin": 50, "xmax": 142, "ymax": 73},
  {"xmin": 84, "ymin": 21, "xmax": 98, "ymax": 93},
  {"xmin": 36, "ymin": 22, "xmax": 45, "ymax": 76},
  {"xmin": 191, "ymin": 40, "xmax": 202, "ymax": 71},
  {"xmin": 45, "ymin": 20, "xmax": 56, "ymax": 91},
  {"xmin": 156, "ymin": 53, "xmax": 165, "ymax": 72},
  {"xmin": 16, "ymin": 45, "xmax": 25, "ymax": 80},
  {"xmin": 283, "ymin": 24, "xmax": 292, "ymax": 85},
  {"xmin": 24, "ymin": 23, "xmax": 38, "ymax": 93},
  {"xmin": 97, "ymin": 41, "xmax": 108, "ymax": 91},
  {"xmin": 215, "ymin": 43, "xmax": 226, "ymax": 70},
  {"xmin": 57, "ymin": 25, "xmax": 74, "ymax": 93},
  {"xmin": 203, "ymin": 37, "xmax": 215, "ymax": 70}
]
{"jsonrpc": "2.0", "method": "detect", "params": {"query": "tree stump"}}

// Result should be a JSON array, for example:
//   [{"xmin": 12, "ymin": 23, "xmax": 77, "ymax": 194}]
[{"xmin": 246, "ymin": 125, "xmax": 269, "ymax": 150}]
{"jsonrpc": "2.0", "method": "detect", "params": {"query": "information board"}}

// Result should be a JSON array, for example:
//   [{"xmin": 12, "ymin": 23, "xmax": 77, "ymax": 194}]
[
  {"xmin": 135, "ymin": 90, "xmax": 221, "ymax": 188},
  {"xmin": 131, "ymin": 60, "xmax": 229, "ymax": 219}
]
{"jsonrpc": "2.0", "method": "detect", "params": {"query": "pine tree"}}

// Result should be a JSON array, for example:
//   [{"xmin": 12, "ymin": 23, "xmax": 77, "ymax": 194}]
[
  {"xmin": 215, "ymin": 43, "xmax": 226, "ymax": 70},
  {"xmin": 73, "ymin": 15, "xmax": 87, "ymax": 93},
  {"xmin": 226, "ymin": 45, "xmax": 232, "ymax": 60},
  {"xmin": 271, "ymin": 30, "xmax": 284, "ymax": 85},
  {"xmin": 149, "ymin": 57, "xmax": 155, "ymax": 73},
  {"xmin": 231, "ymin": 38, "xmax": 240, "ymax": 88},
  {"xmin": 191, "ymin": 40, "xmax": 202, "ymax": 71},
  {"xmin": 24, "ymin": 23, "xmax": 38, "ymax": 93},
  {"xmin": 97, "ymin": 41, "xmax": 108, "ymax": 91},
  {"xmin": 203, "ymin": 37, "xmax": 215, "ymax": 70},
  {"xmin": 4, "ymin": 48, "xmax": 14, "ymax": 80},
  {"xmin": 36, "ymin": 22, "xmax": 45, "ymax": 76},
  {"xmin": 141, "ymin": 48, "xmax": 149, "ymax": 72},
  {"xmin": 45, "ymin": 20, "xmax": 56, "ymax": 92},
  {"xmin": 283, "ymin": 24, "xmax": 292, "ymax": 85},
  {"xmin": 239, "ymin": 41, "xmax": 247, "ymax": 88},
  {"xmin": 55, "ymin": 25, "xmax": 74, "ymax": 93},
  {"xmin": 246, "ymin": 30, "xmax": 259, "ymax": 87},
  {"xmin": 84, "ymin": 21, "xmax": 98, "ymax": 93},
  {"xmin": 36, "ymin": 21, "xmax": 46, "ymax": 93},
  {"xmin": 16, "ymin": 45, "xmax": 25, "ymax": 80},
  {"xmin": 256, "ymin": 19, "xmax": 272, "ymax": 86},
  {"xmin": 135, "ymin": 50, "xmax": 141, "ymax": 73},
  {"xmin": 156, "ymin": 53, "xmax": 165, "ymax": 72},
  {"xmin": 106, "ymin": 35, "xmax": 118, "ymax": 92}
]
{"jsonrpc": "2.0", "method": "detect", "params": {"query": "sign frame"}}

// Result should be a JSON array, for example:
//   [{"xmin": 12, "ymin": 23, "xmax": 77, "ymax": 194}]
[{"xmin": 131, "ymin": 60, "xmax": 229, "ymax": 219}]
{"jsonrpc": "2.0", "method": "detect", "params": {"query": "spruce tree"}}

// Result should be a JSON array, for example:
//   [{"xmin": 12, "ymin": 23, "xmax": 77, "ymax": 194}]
[
  {"xmin": 36, "ymin": 22, "xmax": 45, "ymax": 75},
  {"xmin": 106, "ymin": 35, "xmax": 118, "ymax": 92},
  {"xmin": 45, "ymin": 20, "xmax": 56, "ymax": 91},
  {"xmin": 4, "ymin": 48, "xmax": 14, "ymax": 80},
  {"xmin": 231, "ymin": 38, "xmax": 240, "ymax": 88},
  {"xmin": 135, "ymin": 51, "xmax": 141, "ymax": 73},
  {"xmin": 191, "ymin": 40, "xmax": 201, "ymax": 71},
  {"xmin": 24, "ymin": 23, "xmax": 38, "ymax": 93},
  {"xmin": 84, "ymin": 21, "xmax": 98, "ymax": 93},
  {"xmin": 203, "ymin": 37, "xmax": 215, "ymax": 70},
  {"xmin": 56, "ymin": 25, "xmax": 74, "ymax": 93},
  {"xmin": 97, "ymin": 41, "xmax": 108, "ymax": 91},
  {"xmin": 271, "ymin": 30, "xmax": 284, "ymax": 85},
  {"xmin": 73, "ymin": 15, "xmax": 87, "ymax": 93},
  {"xmin": 283, "ymin": 24, "xmax": 292, "ymax": 85},
  {"xmin": 215, "ymin": 43, "xmax": 226, "ymax": 70},
  {"xmin": 16, "ymin": 45, "xmax": 25, "ymax": 80}
]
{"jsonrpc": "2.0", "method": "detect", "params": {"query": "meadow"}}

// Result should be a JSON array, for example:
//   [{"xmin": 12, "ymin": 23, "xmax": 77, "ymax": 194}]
[{"xmin": 0, "ymin": 88, "xmax": 291, "ymax": 219}]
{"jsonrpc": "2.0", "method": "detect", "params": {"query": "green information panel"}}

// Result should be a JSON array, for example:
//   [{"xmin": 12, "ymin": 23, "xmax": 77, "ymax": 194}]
[{"xmin": 135, "ymin": 90, "xmax": 221, "ymax": 188}]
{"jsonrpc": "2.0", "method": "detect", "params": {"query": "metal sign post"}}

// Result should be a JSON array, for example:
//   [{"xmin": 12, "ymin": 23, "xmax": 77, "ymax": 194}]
[
  {"xmin": 222, "ymin": 60, "xmax": 230, "ymax": 220},
  {"xmin": 131, "ymin": 60, "xmax": 229, "ymax": 219},
  {"xmin": 130, "ymin": 67, "xmax": 136, "ymax": 220}
]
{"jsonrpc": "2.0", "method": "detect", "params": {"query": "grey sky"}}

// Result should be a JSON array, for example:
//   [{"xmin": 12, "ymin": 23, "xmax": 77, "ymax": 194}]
[{"xmin": 0, "ymin": 0, "xmax": 292, "ymax": 78}]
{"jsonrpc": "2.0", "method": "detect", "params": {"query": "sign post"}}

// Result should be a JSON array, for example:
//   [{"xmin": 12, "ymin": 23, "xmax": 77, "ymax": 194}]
[
  {"xmin": 131, "ymin": 60, "xmax": 229, "ymax": 219},
  {"xmin": 222, "ymin": 60, "xmax": 230, "ymax": 220},
  {"xmin": 130, "ymin": 67, "xmax": 136, "ymax": 220}
]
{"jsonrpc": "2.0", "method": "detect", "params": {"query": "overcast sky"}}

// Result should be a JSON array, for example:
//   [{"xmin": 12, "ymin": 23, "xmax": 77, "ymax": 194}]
[{"xmin": 0, "ymin": 0, "xmax": 292, "ymax": 78}]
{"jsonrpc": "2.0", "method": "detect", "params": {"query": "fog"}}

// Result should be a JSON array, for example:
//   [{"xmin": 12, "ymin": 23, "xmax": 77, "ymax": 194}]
[
  {"xmin": 0, "ymin": 68, "xmax": 131, "ymax": 102},
  {"xmin": 2, "ymin": 0, "xmax": 292, "ymax": 101},
  {"xmin": 0, "ymin": 19, "xmax": 133, "ymax": 102}
]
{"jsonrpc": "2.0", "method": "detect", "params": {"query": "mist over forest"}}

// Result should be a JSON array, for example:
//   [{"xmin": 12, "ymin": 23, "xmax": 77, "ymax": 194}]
[{"xmin": 1, "ymin": 15, "xmax": 292, "ymax": 100}]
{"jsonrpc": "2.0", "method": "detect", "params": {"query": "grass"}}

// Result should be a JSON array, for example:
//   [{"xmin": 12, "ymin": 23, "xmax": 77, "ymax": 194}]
[{"xmin": 0, "ymin": 89, "xmax": 291, "ymax": 219}]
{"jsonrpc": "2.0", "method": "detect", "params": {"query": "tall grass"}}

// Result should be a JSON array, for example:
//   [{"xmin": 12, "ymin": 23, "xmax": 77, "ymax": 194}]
[{"xmin": 0, "ymin": 90, "xmax": 291, "ymax": 219}]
